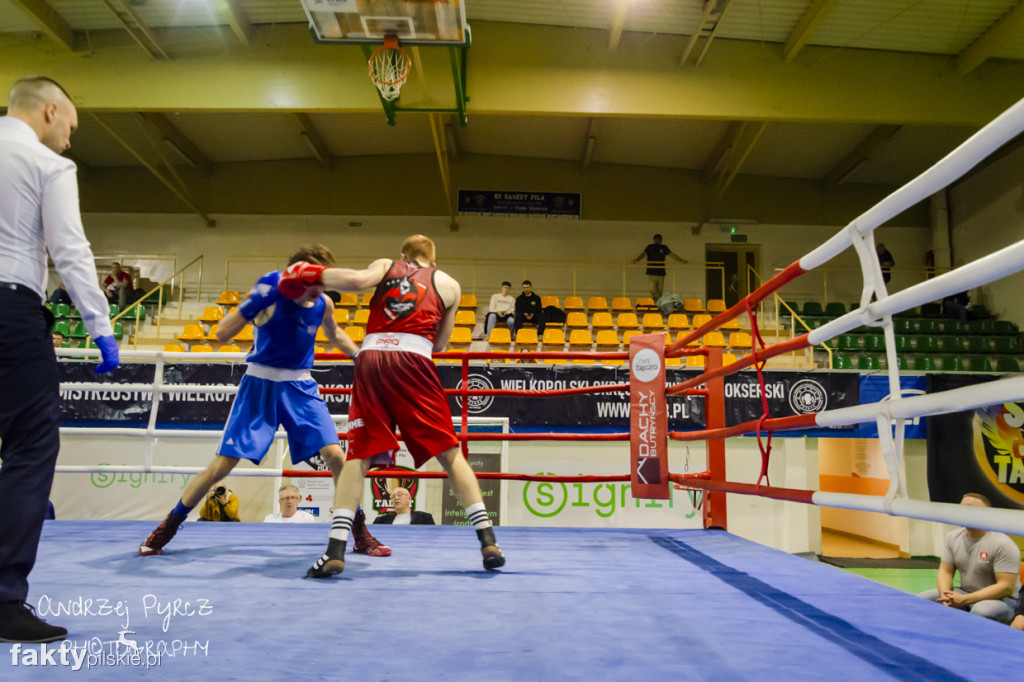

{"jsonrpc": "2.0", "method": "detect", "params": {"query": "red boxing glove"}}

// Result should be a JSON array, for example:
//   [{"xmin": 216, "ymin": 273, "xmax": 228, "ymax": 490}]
[{"xmin": 278, "ymin": 261, "xmax": 327, "ymax": 300}]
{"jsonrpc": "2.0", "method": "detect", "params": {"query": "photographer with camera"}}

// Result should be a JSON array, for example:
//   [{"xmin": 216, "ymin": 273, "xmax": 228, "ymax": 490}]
[{"xmin": 198, "ymin": 480, "xmax": 240, "ymax": 522}]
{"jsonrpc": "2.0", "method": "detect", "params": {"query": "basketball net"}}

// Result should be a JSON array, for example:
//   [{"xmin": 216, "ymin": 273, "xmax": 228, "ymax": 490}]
[{"xmin": 369, "ymin": 35, "xmax": 411, "ymax": 101}]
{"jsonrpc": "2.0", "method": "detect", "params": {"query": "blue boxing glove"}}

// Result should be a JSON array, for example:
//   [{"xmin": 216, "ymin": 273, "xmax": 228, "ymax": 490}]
[
  {"xmin": 94, "ymin": 335, "xmax": 120, "ymax": 374},
  {"xmin": 237, "ymin": 272, "xmax": 282, "ymax": 321}
]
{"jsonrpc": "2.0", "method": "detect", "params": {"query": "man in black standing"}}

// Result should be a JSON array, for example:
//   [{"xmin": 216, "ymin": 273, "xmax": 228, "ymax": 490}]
[
  {"xmin": 634, "ymin": 234, "xmax": 686, "ymax": 300},
  {"xmin": 513, "ymin": 280, "xmax": 545, "ymax": 335},
  {"xmin": 0, "ymin": 77, "xmax": 119, "ymax": 643}
]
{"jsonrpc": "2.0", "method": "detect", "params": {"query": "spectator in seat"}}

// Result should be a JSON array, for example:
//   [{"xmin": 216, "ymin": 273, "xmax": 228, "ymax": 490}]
[
  {"xmin": 876, "ymin": 243, "xmax": 895, "ymax": 284},
  {"xmin": 264, "ymin": 484, "xmax": 316, "ymax": 523},
  {"xmin": 52, "ymin": 331, "xmax": 64, "ymax": 349},
  {"xmin": 483, "ymin": 281, "xmax": 515, "ymax": 337},
  {"xmin": 103, "ymin": 262, "xmax": 134, "ymax": 309},
  {"xmin": 513, "ymin": 280, "xmax": 545, "ymax": 335},
  {"xmin": 634, "ymin": 234, "xmax": 686, "ymax": 300},
  {"xmin": 918, "ymin": 492, "xmax": 1020, "ymax": 623},
  {"xmin": 942, "ymin": 291, "xmax": 970, "ymax": 327},
  {"xmin": 373, "ymin": 487, "xmax": 434, "ymax": 525},
  {"xmin": 199, "ymin": 480, "xmax": 240, "ymax": 522},
  {"xmin": 48, "ymin": 279, "xmax": 72, "ymax": 307}
]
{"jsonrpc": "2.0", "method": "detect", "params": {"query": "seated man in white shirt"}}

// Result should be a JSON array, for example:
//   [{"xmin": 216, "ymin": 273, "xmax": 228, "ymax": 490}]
[
  {"xmin": 264, "ymin": 484, "xmax": 317, "ymax": 523},
  {"xmin": 373, "ymin": 487, "xmax": 435, "ymax": 525},
  {"xmin": 483, "ymin": 281, "xmax": 515, "ymax": 338}
]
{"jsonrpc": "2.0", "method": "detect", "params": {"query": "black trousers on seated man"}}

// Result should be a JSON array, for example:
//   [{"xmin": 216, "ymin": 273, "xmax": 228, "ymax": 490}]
[
  {"xmin": 513, "ymin": 311, "xmax": 545, "ymax": 335},
  {"xmin": 0, "ymin": 289, "xmax": 61, "ymax": 605}
]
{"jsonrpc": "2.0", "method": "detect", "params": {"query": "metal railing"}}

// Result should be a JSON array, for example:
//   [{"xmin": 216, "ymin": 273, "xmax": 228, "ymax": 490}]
[{"xmin": 113, "ymin": 255, "xmax": 204, "ymax": 348}]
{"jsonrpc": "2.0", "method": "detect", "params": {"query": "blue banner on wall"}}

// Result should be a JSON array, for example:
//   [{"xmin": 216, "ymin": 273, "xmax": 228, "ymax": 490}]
[{"xmin": 458, "ymin": 190, "xmax": 581, "ymax": 218}]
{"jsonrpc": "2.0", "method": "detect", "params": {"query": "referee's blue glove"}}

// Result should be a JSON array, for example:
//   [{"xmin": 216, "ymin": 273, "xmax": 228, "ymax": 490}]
[{"xmin": 94, "ymin": 335, "xmax": 120, "ymax": 374}]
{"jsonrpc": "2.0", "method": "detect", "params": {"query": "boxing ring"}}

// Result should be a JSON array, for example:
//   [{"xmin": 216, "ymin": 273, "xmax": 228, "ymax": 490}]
[{"xmin": 7, "ymin": 94, "xmax": 1024, "ymax": 678}]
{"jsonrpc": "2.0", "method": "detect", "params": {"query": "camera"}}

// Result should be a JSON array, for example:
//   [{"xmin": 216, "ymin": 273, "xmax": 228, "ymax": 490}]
[{"xmin": 214, "ymin": 486, "xmax": 226, "ymax": 497}]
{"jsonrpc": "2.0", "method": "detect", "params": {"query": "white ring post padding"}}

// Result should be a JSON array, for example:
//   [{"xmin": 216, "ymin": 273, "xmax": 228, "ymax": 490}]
[
  {"xmin": 799, "ymin": 95, "xmax": 1024, "ymax": 272},
  {"xmin": 813, "ymin": 492, "xmax": 1024, "ymax": 537},
  {"xmin": 816, "ymin": 375, "xmax": 1024, "ymax": 428},
  {"xmin": 807, "ymin": 238, "xmax": 1024, "ymax": 347}
]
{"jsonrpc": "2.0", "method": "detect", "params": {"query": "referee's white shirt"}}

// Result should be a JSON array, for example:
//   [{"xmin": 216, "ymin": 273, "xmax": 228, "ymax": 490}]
[{"xmin": 0, "ymin": 116, "xmax": 112, "ymax": 339}]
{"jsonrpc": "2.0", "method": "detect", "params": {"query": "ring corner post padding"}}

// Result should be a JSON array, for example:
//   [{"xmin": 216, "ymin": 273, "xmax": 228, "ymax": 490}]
[{"xmin": 629, "ymin": 333, "xmax": 669, "ymax": 499}]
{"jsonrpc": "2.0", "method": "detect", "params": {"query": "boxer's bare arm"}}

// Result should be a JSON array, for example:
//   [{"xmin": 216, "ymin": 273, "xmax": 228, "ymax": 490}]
[
  {"xmin": 433, "ymin": 270, "xmax": 461, "ymax": 353},
  {"xmin": 321, "ymin": 259, "xmax": 391, "ymax": 293}
]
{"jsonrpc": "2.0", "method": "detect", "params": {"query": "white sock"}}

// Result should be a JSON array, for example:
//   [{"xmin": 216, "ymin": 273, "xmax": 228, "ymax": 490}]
[
  {"xmin": 465, "ymin": 502, "xmax": 492, "ymax": 529},
  {"xmin": 330, "ymin": 508, "xmax": 355, "ymax": 542}
]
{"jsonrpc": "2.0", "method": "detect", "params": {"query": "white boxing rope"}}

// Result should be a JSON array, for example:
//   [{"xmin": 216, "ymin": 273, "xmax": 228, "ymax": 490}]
[
  {"xmin": 799, "ymin": 95, "xmax": 1024, "ymax": 271},
  {"xmin": 55, "ymin": 465, "xmax": 292, "ymax": 477}
]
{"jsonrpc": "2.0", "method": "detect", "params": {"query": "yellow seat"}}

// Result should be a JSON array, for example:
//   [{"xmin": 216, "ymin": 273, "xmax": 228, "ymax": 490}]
[
  {"xmin": 611, "ymin": 297, "xmax": 632, "ymax": 313},
  {"xmin": 573, "ymin": 358, "xmax": 597, "ymax": 365},
  {"xmin": 707, "ymin": 299, "xmax": 727, "ymax": 314},
  {"xmin": 235, "ymin": 325, "xmax": 254, "ymax": 342},
  {"xmin": 686, "ymin": 354, "xmax": 705, "ymax": 367},
  {"xmin": 622, "ymin": 330, "xmax": 643, "ymax": 346},
  {"xmin": 587, "ymin": 296, "xmax": 609, "ymax": 313},
  {"xmin": 729, "ymin": 332, "xmax": 753, "ymax": 349},
  {"xmin": 449, "ymin": 327, "xmax": 473, "ymax": 350},
  {"xmin": 595, "ymin": 329, "xmax": 621, "ymax": 357},
  {"xmin": 691, "ymin": 313, "xmax": 713, "ymax": 329},
  {"xmin": 198, "ymin": 306, "xmax": 224, "ymax": 323},
  {"xmin": 566, "ymin": 312, "xmax": 589, "ymax": 329},
  {"xmin": 591, "ymin": 312, "xmax": 615, "ymax": 330},
  {"xmin": 360, "ymin": 292, "xmax": 374, "ymax": 308},
  {"xmin": 337, "ymin": 292, "xmax": 359, "ymax": 309},
  {"xmin": 704, "ymin": 331, "xmax": 728, "ymax": 347},
  {"xmin": 190, "ymin": 343, "xmax": 213, "ymax": 353},
  {"xmin": 176, "ymin": 323, "xmax": 205, "ymax": 341},
  {"xmin": 636, "ymin": 296, "xmax": 657, "ymax": 311},
  {"xmin": 541, "ymin": 295, "xmax": 560, "ymax": 309},
  {"xmin": 568, "ymin": 329, "xmax": 594, "ymax": 349},
  {"xmin": 316, "ymin": 327, "xmax": 329, "ymax": 343},
  {"xmin": 667, "ymin": 313, "xmax": 689, "ymax": 331},
  {"xmin": 162, "ymin": 343, "xmax": 185, "ymax": 353},
  {"xmin": 665, "ymin": 357, "xmax": 682, "ymax": 366},
  {"xmin": 642, "ymin": 313, "xmax": 665, "ymax": 332},
  {"xmin": 720, "ymin": 317, "xmax": 742, "ymax": 330},
  {"xmin": 343, "ymin": 325, "xmax": 365, "ymax": 344},
  {"xmin": 684, "ymin": 298, "xmax": 705, "ymax": 314},
  {"xmin": 488, "ymin": 327, "xmax": 512, "ymax": 347},
  {"xmin": 515, "ymin": 328, "xmax": 539, "ymax": 350},
  {"xmin": 616, "ymin": 312, "xmax": 639, "ymax": 330},
  {"xmin": 677, "ymin": 331, "xmax": 700, "ymax": 347},
  {"xmin": 459, "ymin": 294, "xmax": 478, "ymax": 309},
  {"xmin": 215, "ymin": 291, "xmax": 240, "ymax": 306},
  {"xmin": 601, "ymin": 358, "xmax": 626, "ymax": 366},
  {"xmin": 352, "ymin": 309, "xmax": 370, "ymax": 327},
  {"xmin": 723, "ymin": 352, "xmax": 738, "ymax": 365},
  {"xmin": 564, "ymin": 296, "xmax": 585, "ymax": 312},
  {"xmin": 219, "ymin": 344, "xmax": 241, "ymax": 353},
  {"xmin": 455, "ymin": 310, "xmax": 477, "ymax": 328},
  {"xmin": 542, "ymin": 328, "xmax": 566, "ymax": 351},
  {"xmin": 204, "ymin": 323, "xmax": 220, "ymax": 341}
]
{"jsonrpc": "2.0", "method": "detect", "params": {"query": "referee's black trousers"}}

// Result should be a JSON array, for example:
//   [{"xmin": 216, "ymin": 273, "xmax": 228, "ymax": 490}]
[{"xmin": 0, "ymin": 289, "xmax": 60, "ymax": 603}]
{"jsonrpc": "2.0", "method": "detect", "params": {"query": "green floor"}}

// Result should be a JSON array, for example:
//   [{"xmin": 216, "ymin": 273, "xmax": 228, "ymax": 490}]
[{"xmin": 842, "ymin": 568, "xmax": 935, "ymax": 594}]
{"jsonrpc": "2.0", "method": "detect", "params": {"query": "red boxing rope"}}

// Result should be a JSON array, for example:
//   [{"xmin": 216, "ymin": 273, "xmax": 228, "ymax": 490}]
[{"xmin": 282, "ymin": 468, "xmax": 638, "ymax": 484}]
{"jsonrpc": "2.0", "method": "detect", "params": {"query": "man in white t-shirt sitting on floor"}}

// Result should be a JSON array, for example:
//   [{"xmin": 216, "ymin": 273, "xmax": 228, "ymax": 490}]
[
  {"xmin": 918, "ymin": 492, "xmax": 1021, "ymax": 623},
  {"xmin": 373, "ymin": 487, "xmax": 435, "ymax": 525},
  {"xmin": 264, "ymin": 484, "xmax": 317, "ymax": 523}
]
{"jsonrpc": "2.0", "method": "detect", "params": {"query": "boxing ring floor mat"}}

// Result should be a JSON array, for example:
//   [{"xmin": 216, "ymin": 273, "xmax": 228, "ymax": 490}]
[{"xmin": 5, "ymin": 523, "xmax": 1023, "ymax": 680}]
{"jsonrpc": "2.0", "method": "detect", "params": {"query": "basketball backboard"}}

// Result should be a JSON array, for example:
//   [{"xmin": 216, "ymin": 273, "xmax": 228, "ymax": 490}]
[{"xmin": 300, "ymin": 0, "xmax": 470, "ymax": 46}]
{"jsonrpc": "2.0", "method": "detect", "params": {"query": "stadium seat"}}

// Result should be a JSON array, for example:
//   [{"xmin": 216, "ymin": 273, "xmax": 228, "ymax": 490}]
[
  {"xmin": 591, "ymin": 312, "xmax": 615, "ymax": 330},
  {"xmin": 832, "ymin": 355, "xmax": 853, "ymax": 369},
  {"xmin": 913, "ymin": 356, "xmax": 936, "ymax": 371},
  {"xmin": 611, "ymin": 297, "xmax": 632, "ymax": 313},
  {"xmin": 215, "ymin": 291, "xmax": 240, "ymax": 306},
  {"xmin": 191, "ymin": 344, "xmax": 213, "ymax": 353},
  {"xmin": 824, "ymin": 302, "xmax": 846, "ymax": 317},
  {"xmin": 941, "ymin": 356, "xmax": 965, "ymax": 371},
  {"xmin": 893, "ymin": 319, "xmax": 916, "ymax": 335},
  {"xmin": 108, "ymin": 303, "xmax": 120, "ymax": 318},
  {"xmin": 69, "ymin": 321, "xmax": 88, "ymax": 339},
  {"xmin": 967, "ymin": 356, "xmax": 991, "ymax": 372},
  {"xmin": 343, "ymin": 326, "xmax": 365, "ymax": 344},
  {"xmin": 336, "ymin": 292, "xmax": 359, "ymax": 309},
  {"xmin": 53, "ymin": 320, "xmax": 71, "ymax": 338},
  {"xmin": 515, "ymin": 328, "xmax": 539, "ymax": 350},
  {"xmin": 641, "ymin": 313, "xmax": 665, "ymax": 332},
  {"xmin": 666, "ymin": 314, "xmax": 689, "ymax": 331},
  {"xmin": 541, "ymin": 295, "xmax": 560, "ymax": 309},
  {"xmin": 454, "ymin": 310, "xmax": 477, "ymax": 329},
  {"xmin": 595, "ymin": 329, "xmax": 620, "ymax": 352},
  {"xmin": 729, "ymin": 332, "xmax": 752, "ymax": 349},
  {"xmin": 686, "ymin": 354, "xmax": 704, "ymax": 368},
  {"xmin": 706, "ymin": 299, "xmax": 726, "ymax": 314},
  {"xmin": 802, "ymin": 302, "xmax": 824, "ymax": 317},
  {"xmin": 719, "ymin": 317, "xmax": 742, "ymax": 331},
  {"xmin": 219, "ymin": 345, "xmax": 242, "ymax": 353},
  {"xmin": 542, "ymin": 328, "xmax": 566, "ymax": 348},
  {"xmin": 994, "ymin": 320, "xmax": 1019, "ymax": 335},
  {"xmin": 857, "ymin": 355, "xmax": 881, "ymax": 371},
  {"xmin": 176, "ymin": 323, "xmax": 205, "ymax": 342},
  {"xmin": 995, "ymin": 357, "xmax": 1020, "ymax": 373},
  {"xmin": 352, "ymin": 309, "xmax": 370, "ymax": 326},
  {"xmin": 993, "ymin": 337, "xmax": 1017, "ymax": 353},
  {"xmin": 863, "ymin": 335, "xmax": 885, "ymax": 352},
  {"xmin": 235, "ymin": 325, "xmax": 254, "ymax": 342},
  {"xmin": 487, "ymin": 327, "xmax": 512, "ymax": 348},
  {"xmin": 691, "ymin": 314, "xmax": 712, "ymax": 330},
  {"xmin": 459, "ymin": 294, "xmax": 478, "ymax": 309},
  {"xmin": 587, "ymin": 297, "xmax": 609, "ymax": 313},
  {"xmin": 53, "ymin": 303, "xmax": 71, "ymax": 318},
  {"xmin": 635, "ymin": 297, "xmax": 657, "ymax": 311},
  {"xmin": 315, "ymin": 327, "xmax": 329, "ymax": 343},
  {"xmin": 568, "ymin": 329, "xmax": 594, "ymax": 350},
  {"xmin": 360, "ymin": 292, "xmax": 374, "ymax": 308},
  {"xmin": 622, "ymin": 330, "xmax": 643, "ymax": 346},
  {"xmin": 838, "ymin": 334, "xmax": 860, "ymax": 352},
  {"xmin": 333, "ymin": 308, "xmax": 350, "ymax": 325},
  {"xmin": 198, "ymin": 306, "xmax": 224, "ymax": 323},
  {"xmin": 944, "ymin": 337, "xmax": 967, "ymax": 353},
  {"xmin": 968, "ymin": 320, "xmax": 993, "ymax": 334},
  {"xmin": 566, "ymin": 312, "xmax": 589, "ymax": 329},
  {"xmin": 616, "ymin": 313, "xmax": 640, "ymax": 331},
  {"xmin": 683, "ymin": 299, "xmax": 704, "ymax": 314},
  {"xmin": 564, "ymin": 296, "xmax": 585, "ymax": 312},
  {"xmin": 914, "ymin": 336, "xmax": 939, "ymax": 353},
  {"xmin": 113, "ymin": 322, "xmax": 123, "ymax": 340},
  {"xmin": 704, "ymin": 332, "xmax": 727, "ymax": 348},
  {"xmin": 204, "ymin": 324, "xmax": 220, "ymax": 341},
  {"xmin": 722, "ymin": 352, "xmax": 738, "ymax": 365},
  {"xmin": 448, "ymin": 327, "xmax": 472, "ymax": 351},
  {"xmin": 162, "ymin": 344, "xmax": 185, "ymax": 353}
]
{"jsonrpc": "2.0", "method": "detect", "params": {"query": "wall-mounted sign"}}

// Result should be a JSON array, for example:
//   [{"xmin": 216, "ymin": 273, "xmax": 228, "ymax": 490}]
[{"xmin": 458, "ymin": 190, "xmax": 581, "ymax": 218}]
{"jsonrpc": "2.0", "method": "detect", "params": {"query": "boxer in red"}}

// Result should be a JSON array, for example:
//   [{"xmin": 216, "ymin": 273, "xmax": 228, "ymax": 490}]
[{"xmin": 279, "ymin": 235, "xmax": 504, "ymax": 578}]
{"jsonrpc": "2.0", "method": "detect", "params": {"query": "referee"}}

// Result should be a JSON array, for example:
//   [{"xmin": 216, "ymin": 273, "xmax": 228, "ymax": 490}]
[{"xmin": 0, "ymin": 77, "xmax": 119, "ymax": 643}]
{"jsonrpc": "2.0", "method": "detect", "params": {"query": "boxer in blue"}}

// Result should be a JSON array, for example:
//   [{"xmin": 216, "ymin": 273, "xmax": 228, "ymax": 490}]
[{"xmin": 139, "ymin": 244, "xmax": 389, "ymax": 558}]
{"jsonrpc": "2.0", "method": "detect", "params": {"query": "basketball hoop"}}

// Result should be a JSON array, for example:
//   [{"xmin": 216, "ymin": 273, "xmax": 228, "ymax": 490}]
[{"xmin": 368, "ymin": 35, "xmax": 411, "ymax": 102}]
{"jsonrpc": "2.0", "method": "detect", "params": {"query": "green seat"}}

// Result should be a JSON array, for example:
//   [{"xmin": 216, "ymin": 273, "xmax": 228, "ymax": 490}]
[
  {"xmin": 894, "ymin": 308, "xmax": 919, "ymax": 318},
  {"xmin": 920, "ymin": 303, "xmax": 942, "ymax": 317},
  {"xmin": 824, "ymin": 302, "xmax": 846, "ymax": 317},
  {"xmin": 913, "ymin": 356, "xmax": 936, "ymax": 371},
  {"xmin": 832, "ymin": 355, "xmax": 853, "ymax": 370},
  {"xmin": 857, "ymin": 355, "xmax": 881, "ymax": 371},
  {"xmin": 914, "ymin": 335, "xmax": 939, "ymax": 353},
  {"xmin": 863, "ymin": 335, "xmax": 885, "ymax": 352},
  {"xmin": 838, "ymin": 334, "xmax": 860, "ymax": 352},
  {"xmin": 994, "ymin": 320, "xmax": 1018, "ymax": 335},
  {"xmin": 108, "ymin": 303, "xmax": 120, "ymax": 318},
  {"xmin": 70, "ymin": 321, "xmax": 88, "ymax": 338},
  {"xmin": 968, "ymin": 320, "xmax": 993, "ymax": 334},
  {"xmin": 849, "ymin": 302, "xmax": 860, "ymax": 312},
  {"xmin": 993, "ymin": 337, "xmax": 1017, "ymax": 354},
  {"xmin": 52, "ymin": 320, "xmax": 71, "ymax": 337},
  {"xmin": 53, "ymin": 303, "xmax": 70, "ymax": 318},
  {"xmin": 942, "ymin": 356, "xmax": 965, "ymax": 372},
  {"xmin": 894, "ymin": 336, "xmax": 912, "ymax": 352},
  {"xmin": 897, "ymin": 356, "xmax": 909, "ymax": 371},
  {"xmin": 60, "ymin": 340, "xmax": 71, "ymax": 348},
  {"xmin": 917, "ymin": 320, "xmax": 940, "ymax": 335},
  {"xmin": 113, "ymin": 322, "xmax": 123, "ymax": 340},
  {"xmin": 944, "ymin": 336, "xmax": 967, "ymax": 353},
  {"xmin": 894, "ymin": 319, "xmax": 916, "ymax": 334},
  {"xmin": 823, "ymin": 336, "xmax": 839, "ymax": 350},
  {"xmin": 971, "ymin": 304, "xmax": 992, "ymax": 319},
  {"xmin": 994, "ymin": 357, "xmax": 1020, "ymax": 373},
  {"xmin": 802, "ymin": 302, "xmax": 824, "ymax": 317},
  {"xmin": 966, "ymin": 337, "xmax": 990, "ymax": 353},
  {"xmin": 69, "ymin": 307, "xmax": 81, "ymax": 319},
  {"xmin": 967, "ymin": 356, "xmax": 991, "ymax": 372}
]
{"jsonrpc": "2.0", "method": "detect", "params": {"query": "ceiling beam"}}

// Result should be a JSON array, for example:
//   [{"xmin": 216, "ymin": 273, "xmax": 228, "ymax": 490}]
[
  {"xmin": 783, "ymin": 0, "xmax": 837, "ymax": 63},
  {"xmin": 99, "ymin": 0, "xmax": 169, "ymax": 60},
  {"xmin": 820, "ymin": 124, "xmax": 902, "ymax": 189},
  {"xmin": 10, "ymin": 0, "xmax": 80, "ymax": 51},
  {"xmin": 220, "ymin": 0, "xmax": 253, "ymax": 46},
  {"xmin": 427, "ymin": 113, "xmax": 456, "ymax": 230},
  {"xmin": 135, "ymin": 113, "xmax": 212, "ymax": 174},
  {"xmin": 581, "ymin": 118, "xmax": 599, "ymax": 172},
  {"xmin": 695, "ymin": 0, "xmax": 736, "ymax": 67},
  {"xmin": 89, "ymin": 112, "xmax": 214, "ymax": 226},
  {"xmin": 608, "ymin": 0, "xmax": 629, "ymax": 50},
  {"xmin": 291, "ymin": 114, "xmax": 334, "ymax": 170},
  {"xmin": 956, "ymin": 1, "xmax": 1024, "ymax": 75},
  {"xmin": 712, "ymin": 121, "xmax": 766, "ymax": 203},
  {"xmin": 701, "ymin": 121, "xmax": 743, "ymax": 184},
  {"xmin": 681, "ymin": 0, "xmax": 716, "ymax": 66}
]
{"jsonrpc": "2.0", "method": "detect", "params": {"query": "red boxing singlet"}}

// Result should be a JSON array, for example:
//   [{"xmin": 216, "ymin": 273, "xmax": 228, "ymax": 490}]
[{"xmin": 366, "ymin": 260, "xmax": 446, "ymax": 342}]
